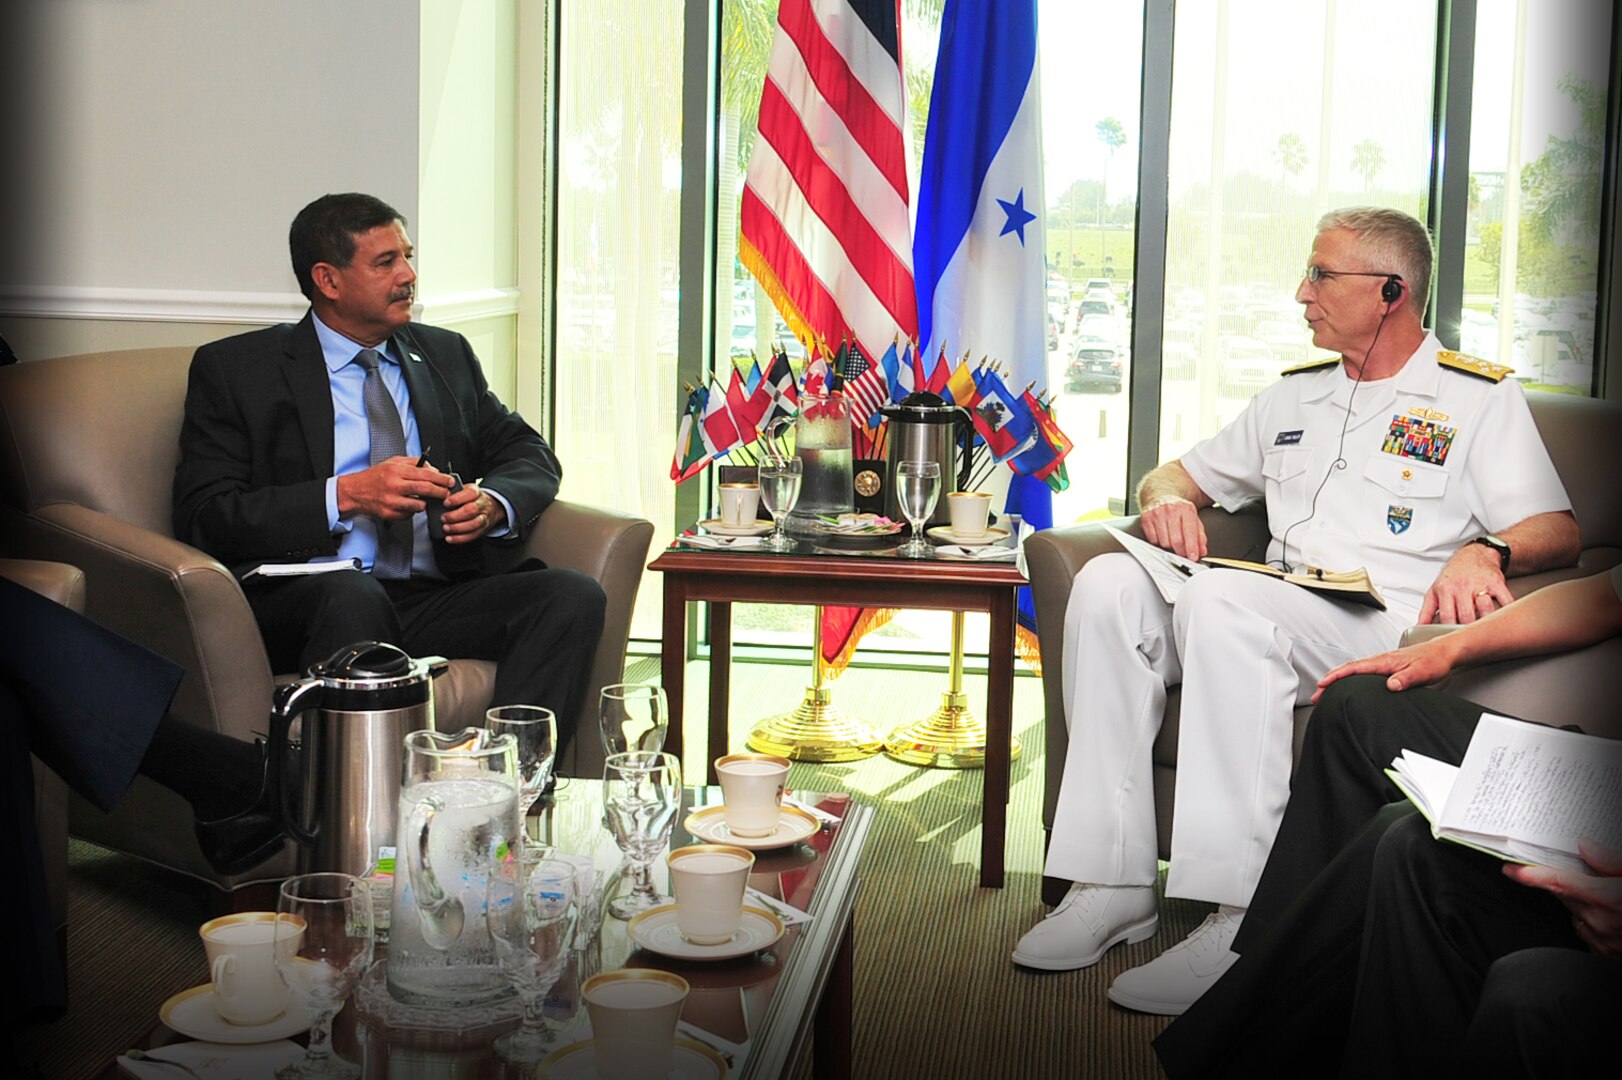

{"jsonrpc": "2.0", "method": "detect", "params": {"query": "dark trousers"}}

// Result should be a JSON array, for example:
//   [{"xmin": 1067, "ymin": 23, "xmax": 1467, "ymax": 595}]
[
  {"xmin": 243, "ymin": 566, "xmax": 605, "ymax": 752},
  {"xmin": 1156, "ymin": 676, "xmax": 1614, "ymax": 1079},
  {"xmin": 1461, "ymin": 948, "xmax": 1621, "ymax": 1077},
  {"xmin": 3, "ymin": 577, "xmax": 180, "ymax": 1023}
]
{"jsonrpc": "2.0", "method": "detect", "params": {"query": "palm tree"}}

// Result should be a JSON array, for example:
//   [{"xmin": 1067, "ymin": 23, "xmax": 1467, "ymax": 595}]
[
  {"xmin": 1351, "ymin": 139, "xmax": 1385, "ymax": 193},
  {"xmin": 1095, "ymin": 116, "xmax": 1127, "ymax": 216},
  {"xmin": 1275, "ymin": 132, "xmax": 1307, "ymax": 192}
]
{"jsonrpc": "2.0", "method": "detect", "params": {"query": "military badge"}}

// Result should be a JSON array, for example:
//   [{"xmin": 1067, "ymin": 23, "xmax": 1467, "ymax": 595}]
[
  {"xmin": 1382, "ymin": 414, "xmax": 1456, "ymax": 466},
  {"xmin": 1387, "ymin": 505, "xmax": 1413, "ymax": 535}
]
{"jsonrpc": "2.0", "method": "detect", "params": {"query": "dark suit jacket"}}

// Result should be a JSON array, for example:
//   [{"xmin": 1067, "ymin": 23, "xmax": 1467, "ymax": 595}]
[{"xmin": 172, "ymin": 312, "xmax": 560, "ymax": 579}]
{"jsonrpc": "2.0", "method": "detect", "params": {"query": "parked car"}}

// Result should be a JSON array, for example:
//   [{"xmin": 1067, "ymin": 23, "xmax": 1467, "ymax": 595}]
[
  {"xmin": 1218, "ymin": 335, "xmax": 1276, "ymax": 394},
  {"xmin": 1076, "ymin": 296, "xmax": 1115, "ymax": 322},
  {"xmin": 1067, "ymin": 327, "xmax": 1124, "ymax": 393},
  {"xmin": 1161, "ymin": 339, "xmax": 1198, "ymax": 381}
]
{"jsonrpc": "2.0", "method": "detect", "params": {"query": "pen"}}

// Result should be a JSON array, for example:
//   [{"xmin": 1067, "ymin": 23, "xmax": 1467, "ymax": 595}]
[{"xmin": 415, "ymin": 447, "xmax": 430, "ymax": 468}]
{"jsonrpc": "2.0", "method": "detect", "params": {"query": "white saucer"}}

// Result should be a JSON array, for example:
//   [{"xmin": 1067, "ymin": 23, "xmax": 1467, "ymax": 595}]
[
  {"xmin": 160, "ymin": 983, "xmax": 313, "ymax": 1044},
  {"xmin": 685, "ymin": 804, "xmax": 819, "ymax": 849},
  {"xmin": 627, "ymin": 904, "xmax": 785, "ymax": 961},
  {"xmin": 541, "ymin": 1036, "xmax": 728, "ymax": 1078},
  {"xmin": 699, "ymin": 517, "xmax": 774, "ymax": 537},
  {"xmin": 925, "ymin": 524, "xmax": 1011, "ymax": 547}
]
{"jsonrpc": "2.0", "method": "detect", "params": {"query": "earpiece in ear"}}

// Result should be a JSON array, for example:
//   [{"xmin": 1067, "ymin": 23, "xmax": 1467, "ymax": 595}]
[{"xmin": 1381, "ymin": 275, "xmax": 1403, "ymax": 304}]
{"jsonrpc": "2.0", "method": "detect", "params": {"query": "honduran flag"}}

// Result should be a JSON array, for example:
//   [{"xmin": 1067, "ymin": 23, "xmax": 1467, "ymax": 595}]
[
  {"xmin": 913, "ymin": 0, "xmax": 1049, "ymax": 667},
  {"xmin": 881, "ymin": 340, "xmax": 916, "ymax": 403}
]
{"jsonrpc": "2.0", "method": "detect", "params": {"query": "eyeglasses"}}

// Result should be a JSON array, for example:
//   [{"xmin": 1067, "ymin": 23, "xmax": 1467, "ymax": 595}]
[{"xmin": 1303, "ymin": 266, "xmax": 1396, "ymax": 285}]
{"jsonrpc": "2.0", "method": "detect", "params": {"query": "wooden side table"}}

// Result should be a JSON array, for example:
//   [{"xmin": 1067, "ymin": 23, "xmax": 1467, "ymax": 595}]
[{"xmin": 650, "ymin": 546, "xmax": 1026, "ymax": 888}]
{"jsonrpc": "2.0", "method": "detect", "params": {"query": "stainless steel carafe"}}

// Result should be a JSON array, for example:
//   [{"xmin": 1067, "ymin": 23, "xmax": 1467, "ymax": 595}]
[
  {"xmin": 879, "ymin": 392, "xmax": 973, "ymax": 527},
  {"xmin": 269, "ymin": 641, "xmax": 447, "ymax": 875}
]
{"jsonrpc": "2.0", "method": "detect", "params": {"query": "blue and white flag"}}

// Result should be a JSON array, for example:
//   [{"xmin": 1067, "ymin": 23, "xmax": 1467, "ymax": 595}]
[{"xmin": 914, "ymin": 0, "xmax": 1050, "ymax": 648}]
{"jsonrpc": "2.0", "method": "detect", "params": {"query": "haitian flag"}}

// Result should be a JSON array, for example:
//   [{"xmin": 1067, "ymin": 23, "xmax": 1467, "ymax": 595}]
[
  {"xmin": 913, "ymin": 0, "xmax": 1048, "ymax": 668},
  {"xmin": 971, "ymin": 369, "xmax": 1036, "ymax": 461}
]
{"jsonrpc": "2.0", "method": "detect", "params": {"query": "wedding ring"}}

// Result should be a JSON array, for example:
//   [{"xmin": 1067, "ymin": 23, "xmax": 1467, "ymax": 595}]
[{"xmin": 1474, "ymin": 589, "xmax": 1492, "ymax": 597}]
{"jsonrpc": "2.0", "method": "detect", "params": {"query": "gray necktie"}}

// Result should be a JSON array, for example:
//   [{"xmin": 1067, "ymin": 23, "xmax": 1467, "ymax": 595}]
[{"xmin": 354, "ymin": 348, "xmax": 412, "ymax": 580}]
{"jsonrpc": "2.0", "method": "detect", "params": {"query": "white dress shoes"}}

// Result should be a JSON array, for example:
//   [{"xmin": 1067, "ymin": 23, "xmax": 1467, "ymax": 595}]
[
  {"xmin": 1011, "ymin": 883, "xmax": 1158, "ymax": 971},
  {"xmin": 1107, "ymin": 905, "xmax": 1243, "ymax": 1015}
]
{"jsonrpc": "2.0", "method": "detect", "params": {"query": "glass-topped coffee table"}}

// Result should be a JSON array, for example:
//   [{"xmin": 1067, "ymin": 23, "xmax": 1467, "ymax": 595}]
[{"xmin": 112, "ymin": 782, "xmax": 871, "ymax": 1079}]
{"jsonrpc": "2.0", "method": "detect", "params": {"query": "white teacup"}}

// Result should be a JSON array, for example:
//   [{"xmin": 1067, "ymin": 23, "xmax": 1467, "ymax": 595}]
[
  {"xmin": 715, "ymin": 753, "xmax": 791, "ymax": 838},
  {"xmin": 667, "ymin": 844, "xmax": 756, "ymax": 945},
  {"xmin": 947, "ymin": 490, "xmax": 992, "ymax": 536},
  {"xmin": 200, "ymin": 911, "xmax": 305, "ymax": 1025},
  {"xmin": 719, "ymin": 483, "xmax": 761, "ymax": 528},
  {"xmin": 583, "ymin": 969, "xmax": 690, "ymax": 1080}
]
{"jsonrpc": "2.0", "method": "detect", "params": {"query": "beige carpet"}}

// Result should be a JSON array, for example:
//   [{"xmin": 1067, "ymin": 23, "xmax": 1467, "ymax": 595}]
[{"xmin": 16, "ymin": 657, "xmax": 1201, "ymax": 1079}]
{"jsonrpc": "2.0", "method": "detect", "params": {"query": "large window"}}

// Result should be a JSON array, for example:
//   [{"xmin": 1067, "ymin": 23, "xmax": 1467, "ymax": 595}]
[
  {"xmin": 1158, "ymin": 0, "xmax": 1441, "ymax": 466},
  {"xmin": 547, "ymin": 0, "xmax": 1617, "ymax": 661},
  {"xmin": 552, "ymin": 0, "xmax": 686, "ymax": 642},
  {"xmin": 1460, "ymin": 0, "xmax": 1609, "ymax": 393}
]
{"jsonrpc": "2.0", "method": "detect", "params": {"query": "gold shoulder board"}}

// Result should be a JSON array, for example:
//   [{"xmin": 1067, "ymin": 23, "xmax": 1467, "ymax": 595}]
[
  {"xmin": 1437, "ymin": 350, "xmax": 1513, "ymax": 383},
  {"xmin": 1281, "ymin": 356, "xmax": 1341, "ymax": 376}
]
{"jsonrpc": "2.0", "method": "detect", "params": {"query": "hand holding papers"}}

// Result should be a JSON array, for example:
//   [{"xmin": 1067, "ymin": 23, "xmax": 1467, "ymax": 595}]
[
  {"xmin": 242, "ymin": 557, "xmax": 361, "ymax": 579},
  {"xmin": 1104, "ymin": 525, "xmax": 1204, "ymax": 603},
  {"xmin": 1387, "ymin": 713, "xmax": 1622, "ymax": 870}
]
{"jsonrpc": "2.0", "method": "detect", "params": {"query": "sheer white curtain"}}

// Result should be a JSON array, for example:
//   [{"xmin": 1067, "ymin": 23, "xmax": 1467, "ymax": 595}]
[{"xmin": 553, "ymin": 0, "xmax": 686, "ymax": 641}]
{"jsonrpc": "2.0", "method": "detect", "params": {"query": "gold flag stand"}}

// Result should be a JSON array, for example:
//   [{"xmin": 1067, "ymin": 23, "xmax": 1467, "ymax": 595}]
[
  {"xmin": 747, "ymin": 605, "xmax": 882, "ymax": 761},
  {"xmin": 884, "ymin": 611, "xmax": 1021, "ymax": 769}
]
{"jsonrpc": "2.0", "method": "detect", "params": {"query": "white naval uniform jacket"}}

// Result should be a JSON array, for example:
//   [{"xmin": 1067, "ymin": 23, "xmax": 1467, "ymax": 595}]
[{"xmin": 1180, "ymin": 333, "xmax": 1572, "ymax": 618}]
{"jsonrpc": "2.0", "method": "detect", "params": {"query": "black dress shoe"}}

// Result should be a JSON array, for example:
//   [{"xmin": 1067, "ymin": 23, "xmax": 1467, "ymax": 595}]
[{"xmin": 193, "ymin": 743, "xmax": 286, "ymax": 875}]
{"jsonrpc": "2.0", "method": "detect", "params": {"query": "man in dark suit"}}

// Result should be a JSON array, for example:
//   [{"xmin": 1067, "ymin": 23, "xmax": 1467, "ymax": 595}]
[{"xmin": 173, "ymin": 193, "xmax": 603, "ymax": 741}]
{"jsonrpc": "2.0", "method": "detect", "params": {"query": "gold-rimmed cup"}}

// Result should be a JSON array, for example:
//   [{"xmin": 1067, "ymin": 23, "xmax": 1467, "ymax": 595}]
[
  {"xmin": 667, "ymin": 844, "xmax": 756, "ymax": 944},
  {"xmin": 199, "ymin": 911, "xmax": 305, "ymax": 1025},
  {"xmin": 582, "ymin": 969, "xmax": 691, "ymax": 1080},
  {"xmin": 714, "ymin": 753, "xmax": 791, "ymax": 837}
]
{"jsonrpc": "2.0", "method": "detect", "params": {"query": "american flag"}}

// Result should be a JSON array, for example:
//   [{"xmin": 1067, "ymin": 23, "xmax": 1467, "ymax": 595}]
[
  {"xmin": 838, "ymin": 343, "xmax": 888, "ymax": 428},
  {"xmin": 737, "ymin": 0, "xmax": 918, "ymax": 372},
  {"xmin": 737, "ymin": 0, "xmax": 917, "ymax": 675}
]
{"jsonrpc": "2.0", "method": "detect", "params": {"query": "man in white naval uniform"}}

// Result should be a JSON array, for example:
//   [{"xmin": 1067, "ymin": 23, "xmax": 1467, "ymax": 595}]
[{"xmin": 1012, "ymin": 207, "xmax": 1581, "ymax": 1015}]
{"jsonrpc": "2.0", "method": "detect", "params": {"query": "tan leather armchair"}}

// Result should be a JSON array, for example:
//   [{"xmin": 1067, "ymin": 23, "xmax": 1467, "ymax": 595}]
[
  {"xmin": 1025, "ymin": 392, "xmax": 1622, "ymax": 891},
  {"xmin": 0, "ymin": 347, "xmax": 653, "ymax": 889}
]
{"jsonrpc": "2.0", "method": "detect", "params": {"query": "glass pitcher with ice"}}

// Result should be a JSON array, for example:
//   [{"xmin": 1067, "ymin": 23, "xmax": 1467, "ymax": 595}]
[
  {"xmin": 787, "ymin": 390, "xmax": 854, "ymax": 532},
  {"xmin": 387, "ymin": 727, "xmax": 521, "ymax": 1007}
]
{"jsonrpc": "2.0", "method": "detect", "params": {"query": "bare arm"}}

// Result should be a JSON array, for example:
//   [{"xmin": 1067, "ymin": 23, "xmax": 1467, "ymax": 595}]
[
  {"xmin": 1314, "ymin": 569, "xmax": 1622, "ymax": 698},
  {"xmin": 1419, "ymin": 510, "xmax": 1582, "ymax": 625},
  {"xmin": 1136, "ymin": 461, "xmax": 1216, "ymax": 559}
]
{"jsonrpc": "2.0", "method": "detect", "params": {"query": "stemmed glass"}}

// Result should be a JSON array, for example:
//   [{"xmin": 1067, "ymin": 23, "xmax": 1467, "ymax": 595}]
[
  {"xmin": 599, "ymin": 683, "xmax": 668, "ymax": 759},
  {"xmin": 896, "ymin": 460, "xmax": 942, "ymax": 558},
  {"xmin": 487, "ymin": 855, "xmax": 578, "ymax": 1064},
  {"xmin": 487, "ymin": 705, "xmax": 559, "ymax": 852},
  {"xmin": 758, "ymin": 456, "xmax": 803, "ymax": 552},
  {"xmin": 602, "ymin": 751, "xmax": 683, "ymax": 919},
  {"xmin": 273, "ymin": 873, "xmax": 375, "ymax": 1080}
]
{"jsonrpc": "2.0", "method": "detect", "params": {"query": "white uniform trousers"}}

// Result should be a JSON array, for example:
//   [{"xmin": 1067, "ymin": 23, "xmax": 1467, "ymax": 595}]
[{"xmin": 1045, "ymin": 553, "xmax": 1412, "ymax": 908}]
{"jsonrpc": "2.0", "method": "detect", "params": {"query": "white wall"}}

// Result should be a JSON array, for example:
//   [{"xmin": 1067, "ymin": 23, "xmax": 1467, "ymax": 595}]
[{"xmin": 0, "ymin": 0, "xmax": 524, "ymax": 405}]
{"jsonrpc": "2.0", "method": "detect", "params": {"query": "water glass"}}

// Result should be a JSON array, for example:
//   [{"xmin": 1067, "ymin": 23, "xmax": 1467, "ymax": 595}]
[
  {"xmin": 598, "ymin": 683, "xmax": 668, "ymax": 759},
  {"xmin": 896, "ymin": 459, "xmax": 942, "ymax": 558},
  {"xmin": 487, "ymin": 855, "xmax": 578, "ymax": 1064},
  {"xmin": 603, "ymin": 751, "xmax": 682, "ymax": 919},
  {"xmin": 758, "ymin": 456, "xmax": 804, "ymax": 552},
  {"xmin": 273, "ymin": 873, "xmax": 374, "ymax": 1080},
  {"xmin": 486, "ymin": 705, "xmax": 558, "ymax": 851}
]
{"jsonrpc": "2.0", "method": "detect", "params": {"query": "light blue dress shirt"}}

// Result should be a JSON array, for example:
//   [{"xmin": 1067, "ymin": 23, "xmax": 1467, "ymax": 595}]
[{"xmin": 313, "ymin": 313, "xmax": 512, "ymax": 578}]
